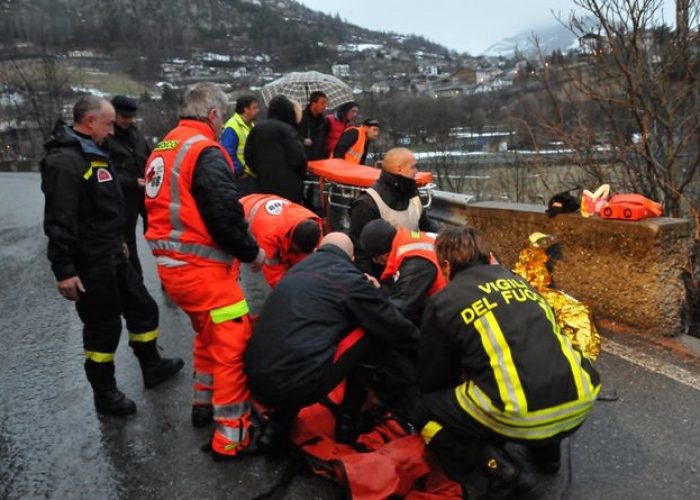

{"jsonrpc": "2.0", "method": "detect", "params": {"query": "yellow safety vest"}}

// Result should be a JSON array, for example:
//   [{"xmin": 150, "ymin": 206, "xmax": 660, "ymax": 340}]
[{"xmin": 223, "ymin": 113, "xmax": 255, "ymax": 177}]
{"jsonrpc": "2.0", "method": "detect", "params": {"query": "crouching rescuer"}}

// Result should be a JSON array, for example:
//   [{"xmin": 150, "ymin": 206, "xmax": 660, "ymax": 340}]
[
  {"xmin": 144, "ymin": 82, "xmax": 265, "ymax": 459},
  {"xmin": 415, "ymin": 226, "xmax": 600, "ymax": 495}
]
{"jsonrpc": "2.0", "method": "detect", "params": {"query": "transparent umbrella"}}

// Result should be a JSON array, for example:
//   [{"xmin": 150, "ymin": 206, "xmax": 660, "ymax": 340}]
[{"xmin": 261, "ymin": 71, "xmax": 353, "ymax": 109}]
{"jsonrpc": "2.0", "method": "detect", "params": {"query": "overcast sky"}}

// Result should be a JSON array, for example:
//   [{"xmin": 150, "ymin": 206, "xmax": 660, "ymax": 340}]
[{"xmin": 296, "ymin": 0, "xmax": 677, "ymax": 54}]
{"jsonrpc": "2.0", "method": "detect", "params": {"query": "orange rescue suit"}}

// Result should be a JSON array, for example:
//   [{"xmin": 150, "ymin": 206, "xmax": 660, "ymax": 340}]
[
  {"xmin": 144, "ymin": 119, "xmax": 254, "ymax": 457},
  {"xmin": 240, "ymin": 194, "xmax": 323, "ymax": 288}
]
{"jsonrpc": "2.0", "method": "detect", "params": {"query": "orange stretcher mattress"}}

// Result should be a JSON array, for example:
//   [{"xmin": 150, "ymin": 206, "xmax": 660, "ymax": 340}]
[{"xmin": 308, "ymin": 159, "xmax": 433, "ymax": 188}]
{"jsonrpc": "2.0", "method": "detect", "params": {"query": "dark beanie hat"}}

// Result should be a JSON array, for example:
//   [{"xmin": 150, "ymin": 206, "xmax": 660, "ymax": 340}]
[
  {"xmin": 112, "ymin": 95, "xmax": 138, "ymax": 117},
  {"xmin": 337, "ymin": 100, "xmax": 358, "ymax": 117},
  {"xmin": 360, "ymin": 219, "xmax": 397, "ymax": 257}
]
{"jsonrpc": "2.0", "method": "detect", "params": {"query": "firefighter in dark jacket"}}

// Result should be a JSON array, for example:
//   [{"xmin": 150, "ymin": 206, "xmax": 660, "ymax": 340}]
[
  {"xmin": 40, "ymin": 95, "xmax": 183, "ymax": 417},
  {"xmin": 244, "ymin": 95, "xmax": 307, "ymax": 203},
  {"xmin": 245, "ymin": 233, "xmax": 419, "ymax": 453},
  {"xmin": 360, "ymin": 219, "xmax": 445, "ymax": 326},
  {"xmin": 105, "ymin": 95, "xmax": 151, "ymax": 277},
  {"xmin": 350, "ymin": 147, "xmax": 438, "ymax": 274},
  {"xmin": 414, "ymin": 226, "xmax": 600, "ymax": 495}
]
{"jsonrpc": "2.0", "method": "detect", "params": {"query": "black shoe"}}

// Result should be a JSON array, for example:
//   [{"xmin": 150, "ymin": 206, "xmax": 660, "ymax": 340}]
[
  {"xmin": 335, "ymin": 411, "xmax": 359, "ymax": 444},
  {"xmin": 94, "ymin": 389, "xmax": 137, "ymax": 417},
  {"xmin": 481, "ymin": 445, "xmax": 536, "ymax": 497},
  {"xmin": 142, "ymin": 357, "xmax": 184, "ymax": 389},
  {"xmin": 192, "ymin": 405, "xmax": 214, "ymax": 428},
  {"xmin": 529, "ymin": 442, "xmax": 561, "ymax": 474},
  {"xmin": 258, "ymin": 415, "xmax": 293, "ymax": 459}
]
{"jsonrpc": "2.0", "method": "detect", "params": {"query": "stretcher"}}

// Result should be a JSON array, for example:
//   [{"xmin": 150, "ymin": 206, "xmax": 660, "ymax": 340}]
[{"xmin": 307, "ymin": 159, "xmax": 435, "ymax": 230}]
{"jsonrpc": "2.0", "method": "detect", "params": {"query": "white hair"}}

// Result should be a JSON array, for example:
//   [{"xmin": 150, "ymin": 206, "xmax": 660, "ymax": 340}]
[{"xmin": 179, "ymin": 82, "xmax": 229, "ymax": 120}]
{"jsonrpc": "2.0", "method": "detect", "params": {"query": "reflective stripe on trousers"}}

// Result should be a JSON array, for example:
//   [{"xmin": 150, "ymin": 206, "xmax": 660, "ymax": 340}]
[
  {"xmin": 215, "ymin": 422, "xmax": 249, "ymax": 446},
  {"xmin": 194, "ymin": 371, "xmax": 214, "ymax": 387},
  {"xmin": 128, "ymin": 328, "xmax": 159, "ymax": 343},
  {"xmin": 213, "ymin": 401, "xmax": 251, "ymax": 420},
  {"xmin": 85, "ymin": 351, "xmax": 115, "ymax": 363},
  {"xmin": 194, "ymin": 389, "xmax": 213, "ymax": 405}
]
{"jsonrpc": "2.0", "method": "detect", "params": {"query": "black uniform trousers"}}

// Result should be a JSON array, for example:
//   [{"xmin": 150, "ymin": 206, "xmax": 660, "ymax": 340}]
[
  {"xmin": 75, "ymin": 253, "xmax": 158, "ymax": 360},
  {"xmin": 255, "ymin": 336, "xmax": 417, "ymax": 434},
  {"xmin": 122, "ymin": 193, "xmax": 146, "ymax": 278}
]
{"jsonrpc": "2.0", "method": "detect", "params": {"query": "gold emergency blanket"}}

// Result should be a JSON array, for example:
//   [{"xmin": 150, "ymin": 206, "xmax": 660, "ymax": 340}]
[{"xmin": 512, "ymin": 233, "xmax": 601, "ymax": 360}]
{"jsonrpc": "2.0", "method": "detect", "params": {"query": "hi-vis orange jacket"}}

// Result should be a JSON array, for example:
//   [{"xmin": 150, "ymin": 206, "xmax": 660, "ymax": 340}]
[
  {"xmin": 241, "ymin": 194, "xmax": 322, "ymax": 287},
  {"xmin": 381, "ymin": 228, "xmax": 446, "ymax": 297},
  {"xmin": 343, "ymin": 126, "xmax": 367, "ymax": 164},
  {"xmin": 144, "ymin": 119, "xmax": 236, "ymax": 266}
]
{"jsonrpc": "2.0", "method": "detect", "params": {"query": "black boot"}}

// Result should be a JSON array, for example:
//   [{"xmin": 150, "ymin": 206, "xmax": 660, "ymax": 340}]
[
  {"xmin": 258, "ymin": 409, "xmax": 296, "ymax": 459},
  {"xmin": 528, "ymin": 441, "xmax": 561, "ymax": 474},
  {"xmin": 335, "ymin": 365, "xmax": 371, "ymax": 444},
  {"xmin": 85, "ymin": 360, "xmax": 136, "ymax": 417},
  {"xmin": 131, "ymin": 340, "xmax": 184, "ymax": 389},
  {"xmin": 481, "ymin": 444, "xmax": 536, "ymax": 498},
  {"xmin": 192, "ymin": 405, "xmax": 214, "ymax": 428}
]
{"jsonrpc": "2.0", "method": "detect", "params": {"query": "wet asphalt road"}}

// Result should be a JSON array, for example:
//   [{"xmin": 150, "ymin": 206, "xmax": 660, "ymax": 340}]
[{"xmin": 1, "ymin": 172, "xmax": 699, "ymax": 500}]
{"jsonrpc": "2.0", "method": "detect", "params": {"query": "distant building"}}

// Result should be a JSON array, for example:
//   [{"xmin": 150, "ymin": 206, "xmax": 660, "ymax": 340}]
[
  {"xmin": 370, "ymin": 82, "xmax": 391, "ymax": 94},
  {"xmin": 419, "ymin": 64, "xmax": 439, "ymax": 76},
  {"xmin": 476, "ymin": 68, "xmax": 500, "ymax": 84},
  {"xmin": 331, "ymin": 64, "xmax": 350, "ymax": 78},
  {"xmin": 453, "ymin": 67, "xmax": 477, "ymax": 85}
]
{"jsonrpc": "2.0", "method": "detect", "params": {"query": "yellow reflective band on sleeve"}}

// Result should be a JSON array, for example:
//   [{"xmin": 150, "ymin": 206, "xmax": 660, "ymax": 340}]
[
  {"xmin": 85, "ymin": 351, "xmax": 115, "ymax": 363},
  {"xmin": 210, "ymin": 300, "xmax": 250, "ymax": 324},
  {"xmin": 83, "ymin": 161, "xmax": 109, "ymax": 180},
  {"xmin": 420, "ymin": 420, "xmax": 443, "ymax": 444},
  {"xmin": 473, "ymin": 312, "xmax": 528, "ymax": 414},
  {"xmin": 128, "ymin": 329, "xmax": 159, "ymax": 343}
]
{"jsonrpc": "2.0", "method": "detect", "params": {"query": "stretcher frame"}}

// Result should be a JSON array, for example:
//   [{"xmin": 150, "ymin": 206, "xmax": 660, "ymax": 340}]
[{"xmin": 307, "ymin": 159, "xmax": 436, "ymax": 231}]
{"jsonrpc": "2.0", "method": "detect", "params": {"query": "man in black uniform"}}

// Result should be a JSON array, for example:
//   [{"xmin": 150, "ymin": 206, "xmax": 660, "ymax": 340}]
[
  {"xmin": 415, "ymin": 226, "xmax": 600, "ymax": 496},
  {"xmin": 245, "ymin": 232, "xmax": 419, "ymax": 452},
  {"xmin": 106, "ymin": 95, "xmax": 151, "ymax": 278},
  {"xmin": 41, "ymin": 95, "xmax": 183, "ymax": 417}
]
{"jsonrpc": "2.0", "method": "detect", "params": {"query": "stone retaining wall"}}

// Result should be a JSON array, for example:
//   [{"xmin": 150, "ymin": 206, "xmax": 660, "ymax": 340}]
[{"xmin": 428, "ymin": 191, "xmax": 693, "ymax": 335}]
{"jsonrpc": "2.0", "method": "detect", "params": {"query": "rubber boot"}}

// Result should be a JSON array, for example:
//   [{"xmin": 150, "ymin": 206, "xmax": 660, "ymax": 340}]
[
  {"xmin": 528, "ymin": 441, "xmax": 561, "ymax": 474},
  {"xmin": 335, "ymin": 366, "xmax": 371, "ymax": 444},
  {"xmin": 85, "ymin": 360, "xmax": 136, "ymax": 417},
  {"xmin": 481, "ymin": 444, "xmax": 536, "ymax": 498},
  {"xmin": 131, "ymin": 340, "xmax": 184, "ymax": 389},
  {"xmin": 192, "ymin": 405, "xmax": 214, "ymax": 428},
  {"xmin": 258, "ymin": 409, "xmax": 296, "ymax": 459}
]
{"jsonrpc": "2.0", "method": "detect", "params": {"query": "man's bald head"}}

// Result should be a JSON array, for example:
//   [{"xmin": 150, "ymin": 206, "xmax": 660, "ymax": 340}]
[
  {"xmin": 383, "ymin": 147, "xmax": 418, "ymax": 179},
  {"xmin": 72, "ymin": 95, "xmax": 115, "ymax": 145},
  {"xmin": 320, "ymin": 232, "xmax": 354, "ymax": 258}
]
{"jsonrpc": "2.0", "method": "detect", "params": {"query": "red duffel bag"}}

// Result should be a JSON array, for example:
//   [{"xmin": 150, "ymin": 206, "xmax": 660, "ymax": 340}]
[{"xmin": 600, "ymin": 194, "xmax": 663, "ymax": 221}]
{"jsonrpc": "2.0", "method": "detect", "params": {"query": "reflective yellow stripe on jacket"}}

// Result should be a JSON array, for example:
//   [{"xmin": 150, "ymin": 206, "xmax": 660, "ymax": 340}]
[{"xmin": 457, "ymin": 309, "xmax": 600, "ymax": 440}]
